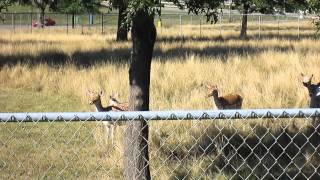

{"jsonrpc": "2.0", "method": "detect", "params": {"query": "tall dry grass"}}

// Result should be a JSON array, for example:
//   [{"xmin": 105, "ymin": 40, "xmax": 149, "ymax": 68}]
[{"xmin": 0, "ymin": 22, "xmax": 320, "ymax": 179}]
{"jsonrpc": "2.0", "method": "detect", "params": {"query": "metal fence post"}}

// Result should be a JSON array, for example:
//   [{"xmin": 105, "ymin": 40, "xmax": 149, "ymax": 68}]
[
  {"xmin": 259, "ymin": 15, "xmax": 261, "ymax": 39},
  {"xmin": 66, "ymin": 13, "xmax": 69, "ymax": 34},
  {"xmin": 30, "ymin": 12, "xmax": 32, "ymax": 33},
  {"xmin": 298, "ymin": 16, "xmax": 300, "ymax": 39},
  {"xmin": 179, "ymin": 14, "xmax": 182, "ymax": 37},
  {"xmin": 12, "ymin": 13, "xmax": 15, "ymax": 33},
  {"xmin": 101, "ymin": 13, "xmax": 104, "ymax": 34},
  {"xmin": 81, "ymin": 15, "xmax": 84, "ymax": 35},
  {"xmin": 219, "ymin": 13, "xmax": 222, "ymax": 37},
  {"xmin": 190, "ymin": 15, "xmax": 192, "ymax": 25},
  {"xmin": 277, "ymin": 14, "xmax": 280, "ymax": 37},
  {"xmin": 19, "ymin": 13, "xmax": 22, "ymax": 30},
  {"xmin": 200, "ymin": 16, "xmax": 202, "ymax": 37}
]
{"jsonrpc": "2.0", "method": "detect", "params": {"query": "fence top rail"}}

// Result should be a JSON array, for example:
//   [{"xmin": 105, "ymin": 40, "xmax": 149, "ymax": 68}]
[{"xmin": 0, "ymin": 108, "xmax": 319, "ymax": 122}]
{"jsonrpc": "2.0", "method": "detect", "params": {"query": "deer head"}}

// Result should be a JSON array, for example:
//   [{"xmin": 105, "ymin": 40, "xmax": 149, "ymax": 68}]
[
  {"xmin": 301, "ymin": 73, "xmax": 313, "ymax": 87},
  {"xmin": 206, "ymin": 84, "xmax": 219, "ymax": 98},
  {"xmin": 86, "ymin": 90, "xmax": 104, "ymax": 105}
]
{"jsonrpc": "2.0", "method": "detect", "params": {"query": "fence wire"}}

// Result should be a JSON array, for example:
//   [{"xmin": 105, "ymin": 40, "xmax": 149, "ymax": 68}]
[
  {"xmin": 0, "ymin": 12, "xmax": 315, "ymax": 38},
  {"xmin": 0, "ymin": 108, "xmax": 320, "ymax": 179}
]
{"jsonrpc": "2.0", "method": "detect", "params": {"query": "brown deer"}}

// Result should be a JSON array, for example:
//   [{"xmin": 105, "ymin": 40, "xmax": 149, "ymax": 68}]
[
  {"xmin": 301, "ymin": 73, "xmax": 320, "ymax": 99},
  {"xmin": 108, "ymin": 93, "xmax": 129, "ymax": 111},
  {"xmin": 206, "ymin": 84, "xmax": 243, "ymax": 109},
  {"xmin": 86, "ymin": 90, "xmax": 124, "ymax": 145},
  {"xmin": 300, "ymin": 73, "xmax": 320, "ymax": 125}
]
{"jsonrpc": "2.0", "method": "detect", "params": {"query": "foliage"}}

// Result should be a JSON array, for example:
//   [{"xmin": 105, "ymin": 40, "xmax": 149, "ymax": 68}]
[
  {"xmin": 276, "ymin": 0, "xmax": 309, "ymax": 13},
  {"xmin": 309, "ymin": 0, "xmax": 320, "ymax": 37},
  {"xmin": 33, "ymin": 0, "xmax": 54, "ymax": 11},
  {"xmin": 172, "ymin": 0, "xmax": 224, "ymax": 23},
  {"xmin": 124, "ymin": 0, "xmax": 223, "ymax": 29},
  {"xmin": 232, "ymin": 0, "xmax": 277, "ymax": 13},
  {"xmin": 0, "ymin": 0, "xmax": 15, "ymax": 12},
  {"xmin": 53, "ymin": 0, "xmax": 101, "ymax": 14},
  {"xmin": 309, "ymin": 0, "xmax": 320, "ymax": 12}
]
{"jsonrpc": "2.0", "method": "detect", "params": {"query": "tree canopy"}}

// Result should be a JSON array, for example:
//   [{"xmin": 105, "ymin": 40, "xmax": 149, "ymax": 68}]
[
  {"xmin": 54, "ymin": 0, "xmax": 101, "ymax": 14},
  {"xmin": 0, "ymin": 0, "xmax": 15, "ymax": 12}
]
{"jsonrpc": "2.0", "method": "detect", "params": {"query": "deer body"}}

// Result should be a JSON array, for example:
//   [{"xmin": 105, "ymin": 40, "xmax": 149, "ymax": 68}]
[
  {"xmin": 109, "ymin": 94, "xmax": 129, "ymax": 111},
  {"xmin": 87, "ymin": 90, "xmax": 117, "ymax": 145},
  {"xmin": 207, "ymin": 85, "xmax": 243, "ymax": 109},
  {"xmin": 301, "ymin": 73, "xmax": 320, "ymax": 126},
  {"xmin": 301, "ymin": 73, "xmax": 320, "ymax": 108}
]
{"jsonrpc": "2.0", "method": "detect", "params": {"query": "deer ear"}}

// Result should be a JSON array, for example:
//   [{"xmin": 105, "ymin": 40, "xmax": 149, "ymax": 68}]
[
  {"xmin": 86, "ymin": 90, "xmax": 91, "ymax": 96},
  {"xmin": 99, "ymin": 90, "xmax": 105, "ymax": 97}
]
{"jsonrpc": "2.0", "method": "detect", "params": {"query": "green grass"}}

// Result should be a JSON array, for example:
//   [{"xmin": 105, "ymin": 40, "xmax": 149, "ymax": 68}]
[
  {"xmin": 0, "ymin": 89, "xmax": 85, "ymax": 112},
  {"xmin": 0, "ymin": 89, "xmax": 123, "ymax": 179}
]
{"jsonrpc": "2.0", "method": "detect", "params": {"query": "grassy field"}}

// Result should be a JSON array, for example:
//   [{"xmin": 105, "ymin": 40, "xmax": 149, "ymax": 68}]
[{"xmin": 0, "ymin": 22, "xmax": 320, "ymax": 179}]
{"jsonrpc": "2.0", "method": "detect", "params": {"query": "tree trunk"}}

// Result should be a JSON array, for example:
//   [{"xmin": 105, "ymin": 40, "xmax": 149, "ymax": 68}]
[
  {"xmin": 124, "ymin": 10, "xmax": 156, "ymax": 180},
  {"xmin": 116, "ymin": 1, "xmax": 128, "ymax": 41},
  {"xmin": 240, "ymin": 4, "xmax": 249, "ymax": 38}
]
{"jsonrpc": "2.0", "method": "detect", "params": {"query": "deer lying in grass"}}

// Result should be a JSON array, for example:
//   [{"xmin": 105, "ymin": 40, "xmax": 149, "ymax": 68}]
[
  {"xmin": 86, "ymin": 90, "xmax": 126, "ymax": 145},
  {"xmin": 206, "ymin": 84, "xmax": 243, "ymax": 109},
  {"xmin": 301, "ymin": 73, "xmax": 320, "ymax": 125}
]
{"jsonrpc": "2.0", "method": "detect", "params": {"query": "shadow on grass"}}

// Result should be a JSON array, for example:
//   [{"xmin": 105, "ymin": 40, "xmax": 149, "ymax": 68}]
[
  {"xmin": 157, "ymin": 33, "xmax": 315, "ymax": 43},
  {"xmin": 154, "ymin": 120, "xmax": 320, "ymax": 179},
  {"xmin": 0, "ymin": 36, "xmax": 299, "ymax": 68}
]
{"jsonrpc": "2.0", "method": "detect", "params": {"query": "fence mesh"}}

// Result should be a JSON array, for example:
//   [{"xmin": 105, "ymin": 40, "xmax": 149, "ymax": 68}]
[
  {"xmin": 0, "ymin": 12, "xmax": 315, "ymax": 39},
  {"xmin": 0, "ymin": 109, "xmax": 320, "ymax": 179}
]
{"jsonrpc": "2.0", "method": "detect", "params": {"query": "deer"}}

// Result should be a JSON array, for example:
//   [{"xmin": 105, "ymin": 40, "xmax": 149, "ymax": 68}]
[
  {"xmin": 86, "ymin": 90, "xmax": 126, "ymax": 145},
  {"xmin": 206, "ymin": 84, "xmax": 243, "ymax": 109},
  {"xmin": 301, "ymin": 73, "xmax": 320, "ymax": 99},
  {"xmin": 300, "ymin": 73, "xmax": 320, "ymax": 126},
  {"xmin": 108, "ymin": 93, "xmax": 129, "ymax": 111}
]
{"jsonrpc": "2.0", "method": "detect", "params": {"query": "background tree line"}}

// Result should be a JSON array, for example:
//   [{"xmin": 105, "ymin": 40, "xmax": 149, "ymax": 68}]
[
  {"xmin": 1, "ymin": 0, "xmax": 320, "ymax": 179},
  {"xmin": 1, "ymin": 0, "xmax": 319, "ymax": 39}
]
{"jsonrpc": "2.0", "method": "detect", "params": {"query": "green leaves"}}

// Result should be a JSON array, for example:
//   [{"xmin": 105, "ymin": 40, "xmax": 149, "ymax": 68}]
[
  {"xmin": 124, "ymin": 0, "xmax": 223, "ymax": 29},
  {"xmin": 54, "ymin": 0, "xmax": 101, "ymax": 13},
  {"xmin": 124, "ymin": 0, "xmax": 160, "ymax": 29},
  {"xmin": 0, "ymin": 0, "xmax": 15, "ymax": 12}
]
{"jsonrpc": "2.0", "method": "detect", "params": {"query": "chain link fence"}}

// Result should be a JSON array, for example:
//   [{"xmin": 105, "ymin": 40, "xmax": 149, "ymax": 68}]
[
  {"xmin": 1, "ymin": 109, "xmax": 320, "ymax": 179},
  {"xmin": 0, "ymin": 12, "xmax": 316, "ymax": 38}
]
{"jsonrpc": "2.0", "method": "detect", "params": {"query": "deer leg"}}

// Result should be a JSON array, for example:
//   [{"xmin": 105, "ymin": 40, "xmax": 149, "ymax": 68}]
[
  {"xmin": 103, "ymin": 122, "xmax": 110, "ymax": 144},
  {"xmin": 110, "ymin": 124, "xmax": 114, "ymax": 146}
]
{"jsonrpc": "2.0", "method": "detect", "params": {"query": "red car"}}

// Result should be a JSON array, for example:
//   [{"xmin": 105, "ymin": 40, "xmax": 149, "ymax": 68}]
[{"xmin": 45, "ymin": 18, "xmax": 56, "ymax": 26}]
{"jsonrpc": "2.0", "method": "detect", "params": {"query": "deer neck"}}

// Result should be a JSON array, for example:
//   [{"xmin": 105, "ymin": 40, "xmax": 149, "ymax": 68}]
[
  {"xmin": 212, "ymin": 93, "xmax": 223, "ymax": 109},
  {"xmin": 307, "ymin": 84, "xmax": 320, "ymax": 97},
  {"xmin": 93, "ymin": 100, "xmax": 109, "ymax": 112}
]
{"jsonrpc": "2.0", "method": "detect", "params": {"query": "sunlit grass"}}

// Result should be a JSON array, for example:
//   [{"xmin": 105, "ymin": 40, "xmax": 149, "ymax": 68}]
[{"xmin": 0, "ymin": 22, "xmax": 319, "ymax": 179}]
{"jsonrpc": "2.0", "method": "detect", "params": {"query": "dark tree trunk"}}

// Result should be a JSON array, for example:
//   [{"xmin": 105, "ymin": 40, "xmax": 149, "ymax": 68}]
[
  {"xmin": 116, "ymin": 0, "xmax": 128, "ymax": 41},
  {"xmin": 72, "ymin": 13, "xmax": 75, "ymax": 29},
  {"xmin": 240, "ymin": 4, "xmax": 249, "ymax": 38},
  {"xmin": 124, "ymin": 10, "xmax": 156, "ymax": 180}
]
